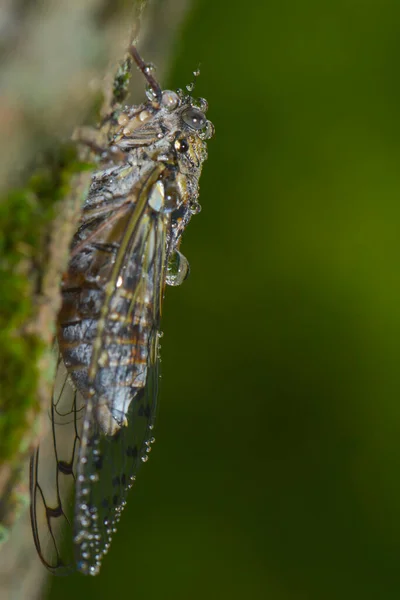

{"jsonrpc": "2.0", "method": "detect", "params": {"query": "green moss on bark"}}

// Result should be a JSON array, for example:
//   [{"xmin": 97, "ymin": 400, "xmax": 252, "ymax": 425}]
[{"xmin": 0, "ymin": 145, "xmax": 92, "ymax": 464}]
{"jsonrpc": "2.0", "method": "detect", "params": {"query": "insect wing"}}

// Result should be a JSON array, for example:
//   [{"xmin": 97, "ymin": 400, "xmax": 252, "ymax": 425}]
[
  {"xmin": 30, "ymin": 353, "xmax": 84, "ymax": 573},
  {"xmin": 72, "ymin": 205, "xmax": 167, "ymax": 575},
  {"xmin": 73, "ymin": 335, "xmax": 159, "ymax": 575}
]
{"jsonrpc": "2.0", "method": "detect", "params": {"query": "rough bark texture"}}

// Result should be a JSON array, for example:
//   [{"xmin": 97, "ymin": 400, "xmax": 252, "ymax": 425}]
[{"xmin": 0, "ymin": 0, "xmax": 192, "ymax": 597}]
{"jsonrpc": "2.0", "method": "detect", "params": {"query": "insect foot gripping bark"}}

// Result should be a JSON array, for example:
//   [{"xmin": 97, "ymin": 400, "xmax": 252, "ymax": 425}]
[{"xmin": 29, "ymin": 45, "xmax": 214, "ymax": 576}]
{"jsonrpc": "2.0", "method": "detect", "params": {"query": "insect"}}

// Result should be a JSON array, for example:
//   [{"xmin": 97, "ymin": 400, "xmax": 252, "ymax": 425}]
[{"xmin": 29, "ymin": 45, "xmax": 214, "ymax": 576}]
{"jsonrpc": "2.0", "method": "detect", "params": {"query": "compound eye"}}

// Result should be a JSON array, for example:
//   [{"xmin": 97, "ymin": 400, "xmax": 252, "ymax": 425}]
[
  {"xmin": 175, "ymin": 138, "xmax": 189, "ymax": 153},
  {"xmin": 181, "ymin": 107, "xmax": 206, "ymax": 130}
]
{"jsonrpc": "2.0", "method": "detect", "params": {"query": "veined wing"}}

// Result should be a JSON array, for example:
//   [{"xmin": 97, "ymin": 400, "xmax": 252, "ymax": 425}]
[
  {"xmin": 30, "ymin": 351, "xmax": 84, "ymax": 574},
  {"xmin": 72, "ymin": 176, "xmax": 168, "ymax": 575},
  {"xmin": 30, "ymin": 164, "xmax": 169, "ymax": 575},
  {"xmin": 73, "ymin": 332, "xmax": 160, "ymax": 575}
]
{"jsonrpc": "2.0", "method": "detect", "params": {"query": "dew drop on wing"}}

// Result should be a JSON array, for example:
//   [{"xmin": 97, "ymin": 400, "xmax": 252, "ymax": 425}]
[
  {"xmin": 73, "ymin": 333, "xmax": 159, "ymax": 575},
  {"xmin": 166, "ymin": 250, "xmax": 190, "ymax": 286}
]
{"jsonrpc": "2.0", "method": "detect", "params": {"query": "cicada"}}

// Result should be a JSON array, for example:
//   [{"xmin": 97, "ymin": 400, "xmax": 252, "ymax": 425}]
[{"xmin": 30, "ymin": 46, "xmax": 214, "ymax": 576}]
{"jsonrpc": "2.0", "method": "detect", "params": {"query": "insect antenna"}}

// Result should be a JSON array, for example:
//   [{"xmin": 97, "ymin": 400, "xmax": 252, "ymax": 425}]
[{"xmin": 129, "ymin": 45, "xmax": 162, "ymax": 107}]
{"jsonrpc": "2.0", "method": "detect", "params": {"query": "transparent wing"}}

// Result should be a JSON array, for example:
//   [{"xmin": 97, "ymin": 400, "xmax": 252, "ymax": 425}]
[
  {"xmin": 73, "ymin": 335, "xmax": 159, "ymax": 575},
  {"xmin": 30, "ymin": 351, "xmax": 85, "ymax": 574},
  {"xmin": 72, "ymin": 208, "xmax": 167, "ymax": 575},
  {"xmin": 31, "ymin": 165, "xmax": 168, "ymax": 575}
]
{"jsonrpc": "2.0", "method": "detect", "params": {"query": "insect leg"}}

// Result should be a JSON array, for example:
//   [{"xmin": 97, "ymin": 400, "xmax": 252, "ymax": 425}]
[{"xmin": 72, "ymin": 126, "xmax": 126, "ymax": 163}]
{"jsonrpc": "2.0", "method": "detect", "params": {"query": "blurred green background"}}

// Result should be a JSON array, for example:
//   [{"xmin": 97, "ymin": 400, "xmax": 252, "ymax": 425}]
[{"xmin": 48, "ymin": 1, "xmax": 400, "ymax": 598}]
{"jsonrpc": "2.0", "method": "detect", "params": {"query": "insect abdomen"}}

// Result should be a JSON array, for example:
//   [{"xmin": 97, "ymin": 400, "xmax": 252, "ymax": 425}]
[{"xmin": 58, "ymin": 260, "xmax": 151, "ymax": 435}]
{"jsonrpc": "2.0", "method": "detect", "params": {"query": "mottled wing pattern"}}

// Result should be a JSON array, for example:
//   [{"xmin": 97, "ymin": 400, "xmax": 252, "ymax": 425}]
[
  {"xmin": 71, "ymin": 193, "xmax": 167, "ymax": 575},
  {"xmin": 30, "ymin": 352, "xmax": 84, "ymax": 573},
  {"xmin": 30, "ymin": 171, "xmax": 168, "ymax": 575},
  {"xmin": 73, "ymin": 334, "xmax": 159, "ymax": 575}
]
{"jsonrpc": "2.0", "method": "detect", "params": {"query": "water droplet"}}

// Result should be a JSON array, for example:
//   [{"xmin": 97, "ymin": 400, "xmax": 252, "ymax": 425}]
[
  {"xmin": 141, "ymin": 455, "xmax": 149, "ymax": 463},
  {"xmin": 164, "ymin": 183, "xmax": 181, "ymax": 212},
  {"xmin": 80, "ymin": 516, "xmax": 90, "ymax": 527},
  {"xmin": 189, "ymin": 201, "xmax": 202, "ymax": 215},
  {"xmin": 139, "ymin": 110, "xmax": 152, "ymax": 122},
  {"xmin": 117, "ymin": 113, "xmax": 129, "ymax": 126},
  {"xmin": 199, "ymin": 121, "xmax": 215, "ymax": 140},
  {"xmin": 166, "ymin": 251, "xmax": 190, "ymax": 287},
  {"xmin": 144, "ymin": 63, "xmax": 156, "ymax": 75},
  {"xmin": 161, "ymin": 90, "xmax": 179, "ymax": 111},
  {"xmin": 78, "ymin": 560, "xmax": 88, "ymax": 572},
  {"xmin": 145, "ymin": 86, "xmax": 158, "ymax": 102},
  {"xmin": 74, "ymin": 531, "xmax": 86, "ymax": 544},
  {"xmin": 193, "ymin": 97, "xmax": 208, "ymax": 112}
]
